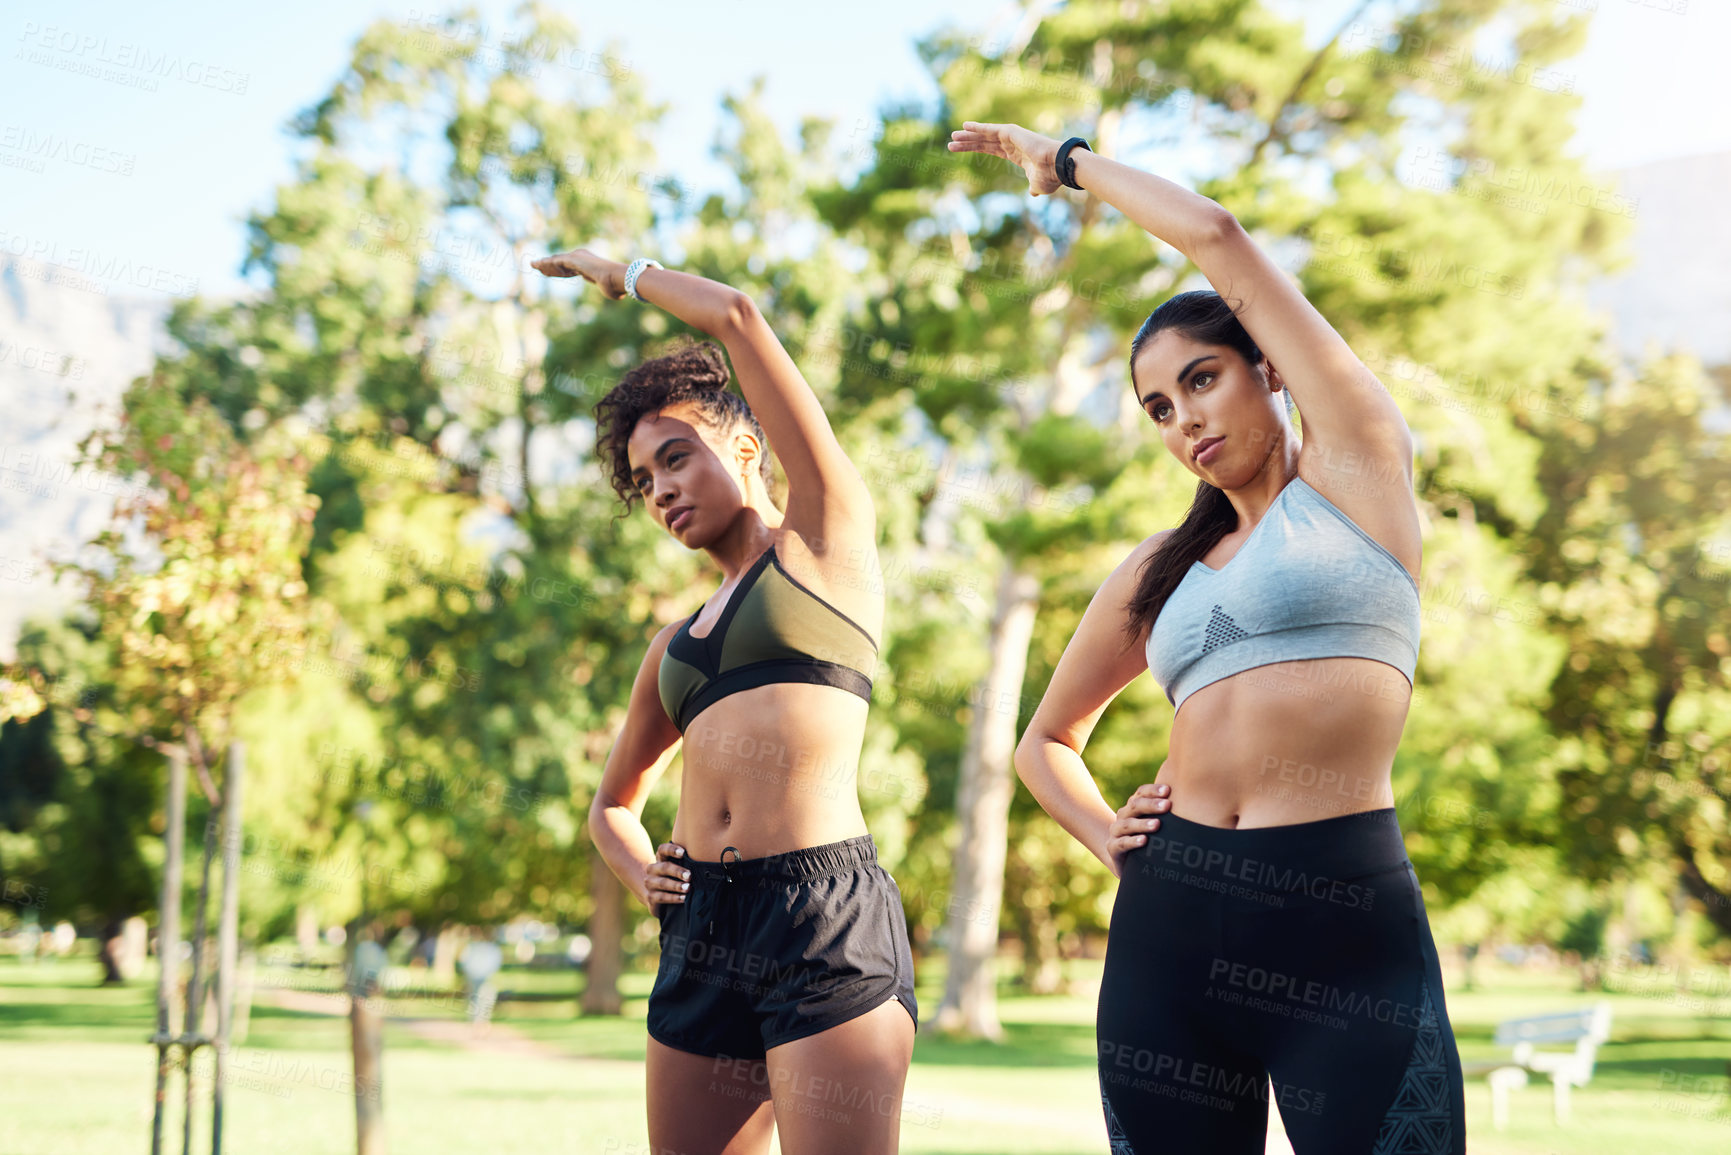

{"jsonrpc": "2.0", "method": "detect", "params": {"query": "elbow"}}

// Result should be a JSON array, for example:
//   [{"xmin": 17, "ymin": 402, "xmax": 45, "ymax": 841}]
[
  {"xmin": 586, "ymin": 793, "xmax": 610, "ymax": 846},
  {"xmin": 1192, "ymin": 204, "xmax": 1245, "ymax": 258},
  {"xmin": 1012, "ymin": 730, "xmax": 1042, "ymax": 786},
  {"xmin": 720, "ymin": 290, "xmax": 761, "ymax": 336}
]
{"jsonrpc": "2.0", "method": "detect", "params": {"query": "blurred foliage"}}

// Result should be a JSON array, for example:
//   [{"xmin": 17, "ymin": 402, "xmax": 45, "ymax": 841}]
[{"xmin": 1, "ymin": 0, "xmax": 1727, "ymax": 1011}]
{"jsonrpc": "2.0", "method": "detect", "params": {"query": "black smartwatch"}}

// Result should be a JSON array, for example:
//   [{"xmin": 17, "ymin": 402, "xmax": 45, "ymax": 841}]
[{"xmin": 1055, "ymin": 136, "xmax": 1092, "ymax": 190}]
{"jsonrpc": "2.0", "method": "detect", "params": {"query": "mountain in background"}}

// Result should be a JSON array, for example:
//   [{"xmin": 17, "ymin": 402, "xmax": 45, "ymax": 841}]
[
  {"xmin": 1584, "ymin": 150, "xmax": 1731, "ymax": 373},
  {"xmin": 3, "ymin": 151, "xmax": 1728, "ymax": 659},
  {"xmin": 0, "ymin": 258, "xmax": 173, "ymax": 659}
]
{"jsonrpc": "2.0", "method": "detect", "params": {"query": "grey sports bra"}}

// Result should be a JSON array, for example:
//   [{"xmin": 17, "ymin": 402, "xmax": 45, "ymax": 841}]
[{"xmin": 1145, "ymin": 475, "xmax": 1421, "ymax": 713}]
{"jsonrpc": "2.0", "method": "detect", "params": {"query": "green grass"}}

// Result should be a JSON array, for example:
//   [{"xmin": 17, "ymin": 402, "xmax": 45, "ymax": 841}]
[{"xmin": 2, "ymin": 952, "xmax": 1728, "ymax": 1153}]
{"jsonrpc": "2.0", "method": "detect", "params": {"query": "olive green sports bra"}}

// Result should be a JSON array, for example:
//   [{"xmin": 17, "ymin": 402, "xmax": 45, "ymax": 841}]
[{"xmin": 656, "ymin": 544, "xmax": 879, "ymax": 734}]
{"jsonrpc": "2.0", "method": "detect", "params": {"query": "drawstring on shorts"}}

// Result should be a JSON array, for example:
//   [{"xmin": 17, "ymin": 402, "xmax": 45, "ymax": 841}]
[{"xmin": 709, "ymin": 845, "xmax": 740, "ymax": 937}]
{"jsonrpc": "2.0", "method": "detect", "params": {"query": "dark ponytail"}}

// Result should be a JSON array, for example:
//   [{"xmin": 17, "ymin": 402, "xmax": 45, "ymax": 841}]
[{"xmin": 1119, "ymin": 291, "xmax": 1295, "ymax": 647}]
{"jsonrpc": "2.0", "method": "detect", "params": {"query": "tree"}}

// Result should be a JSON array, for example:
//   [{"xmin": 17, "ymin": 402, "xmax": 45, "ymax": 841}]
[
  {"xmin": 0, "ymin": 617, "xmax": 156, "ymax": 981},
  {"xmin": 1512, "ymin": 351, "xmax": 1731, "ymax": 937},
  {"xmin": 814, "ymin": 0, "xmax": 1640, "ymax": 1034},
  {"xmin": 136, "ymin": 2, "xmax": 677, "ymax": 1006},
  {"xmin": 3, "ymin": 380, "xmax": 319, "ymax": 984}
]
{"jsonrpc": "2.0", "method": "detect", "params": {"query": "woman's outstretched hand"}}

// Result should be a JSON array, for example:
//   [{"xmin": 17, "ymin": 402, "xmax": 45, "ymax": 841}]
[
  {"xmin": 1107, "ymin": 782, "xmax": 1172, "ymax": 878},
  {"xmin": 531, "ymin": 248, "xmax": 627, "ymax": 299},
  {"xmin": 948, "ymin": 121, "xmax": 1064, "ymax": 196}
]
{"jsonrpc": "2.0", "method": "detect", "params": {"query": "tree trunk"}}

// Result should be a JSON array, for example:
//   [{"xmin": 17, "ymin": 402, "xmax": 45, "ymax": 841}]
[
  {"xmin": 580, "ymin": 865, "xmax": 625, "ymax": 1016},
  {"xmin": 295, "ymin": 903, "xmax": 320, "ymax": 956},
  {"xmin": 231, "ymin": 950, "xmax": 256, "ymax": 1046},
  {"xmin": 1607, "ymin": 876, "xmax": 1637, "ymax": 964},
  {"xmin": 118, "ymin": 917, "xmax": 149, "ymax": 980},
  {"xmin": 151, "ymin": 749, "xmax": 187, "ymax": 1155},
  {"xmin": 1668, "ymin": 832, "xmax": 1731, "ymax": 940},
  {"xmin": 211, "ymin": 741, "xmax": 244, "ymax": 1155},
  {"xmin": 1006, "ymin": 842, "xmax": 1064, "ymax": 995},
  {"xmin": 350, "ymin": 994, "xmax": 386, "ymax": 1155},
  {"xmin": 431, "ymin": 924, "xmax": 464, "ymax": 985},
  {"xmin": 1019, "ymin": 903, "xmax": 1063, "ymax": 996},
  {"xmin": 931, "ymin": 560, "xmax": 1041, "ymax": 1040},
  {"xmin": 1665, "ymin": 879, "xmax": 1698, "ymax": 988},
  {"xmin": 1643, "ymin": 679, "xmax": 1731, "ymax": 938},
  {"xmin": 184, "ymin": 814, "xmax": 218, "ymax": 1155},
  {"xmin": 99, "ymin": 915, "xmax": 128, "ymax": 984}
]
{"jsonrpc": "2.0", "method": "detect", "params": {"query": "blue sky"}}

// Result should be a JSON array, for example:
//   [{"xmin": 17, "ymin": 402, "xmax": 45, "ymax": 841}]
[{"xmin": 2, "ymin": 0, "xmax": 1726, "ymax": 301}]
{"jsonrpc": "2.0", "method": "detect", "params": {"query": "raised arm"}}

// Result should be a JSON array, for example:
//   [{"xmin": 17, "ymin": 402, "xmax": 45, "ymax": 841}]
[
  {"xmin": 588, "ymin": 622, "xmax": 687, "ymax": 909},
  {"xmin": 948, "ymin": 122, "xmax": 1414, "ymax": 470},
  {"xmin": 1013, "ymin": 533, "xmax": 1173, "ymax": 876},
  {"xmin": 533, "ymin": 249, "xmax": 875, "ymax": 547}
]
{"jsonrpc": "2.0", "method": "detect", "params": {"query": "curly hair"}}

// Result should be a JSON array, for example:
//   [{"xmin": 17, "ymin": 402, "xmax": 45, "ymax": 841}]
[{"xmin": 592, "ymin": 337, "xmax": 779, "ymax": 514}]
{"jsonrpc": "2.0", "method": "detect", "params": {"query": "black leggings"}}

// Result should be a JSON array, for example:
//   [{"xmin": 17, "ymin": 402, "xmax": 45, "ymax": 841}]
[{"xmin": 1097, "ymin": 808, "xmax": 1465, "ymax": 1154}]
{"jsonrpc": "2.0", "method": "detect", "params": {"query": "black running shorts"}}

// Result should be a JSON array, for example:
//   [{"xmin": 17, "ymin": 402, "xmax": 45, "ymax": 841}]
[
  {"xmin": 646, "ymin": 835, "xmax": 918, "ymax": 1059},
  {"xmin": 1098, "ymin": 808, "xmax": 1466, "ymax": 1154}
]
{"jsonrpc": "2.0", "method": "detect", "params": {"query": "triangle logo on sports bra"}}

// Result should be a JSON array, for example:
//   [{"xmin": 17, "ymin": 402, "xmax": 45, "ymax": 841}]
[{"xmin": 1201, "ymin": 604, "xmax": 1248, "ymax": 655}]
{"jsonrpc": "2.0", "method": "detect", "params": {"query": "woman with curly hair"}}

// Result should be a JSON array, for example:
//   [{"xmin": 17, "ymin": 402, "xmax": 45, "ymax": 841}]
[
  {"xmin": 530, "ymin": 249, "xmax": 1040, "ymax": 1155},
  {"xmin": 948, "ymin": 123, "xmax": 1466, "ymax": 1153}
]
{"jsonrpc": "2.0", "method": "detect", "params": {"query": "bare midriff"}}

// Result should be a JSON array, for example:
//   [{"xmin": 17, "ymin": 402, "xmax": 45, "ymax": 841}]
[
  {"xmin": 669, "ymin": 683, "xmax": 873, "ymax": 860},
  {"xmin": 1154, "ymin": 655, "xmax": 1413, "ymax": 829}
]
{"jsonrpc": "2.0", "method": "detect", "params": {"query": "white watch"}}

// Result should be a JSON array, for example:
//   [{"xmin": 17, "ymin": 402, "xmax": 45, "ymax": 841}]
[{"xmin": 624, "ymin": 258, "xmax": 663, "ymax": 301}]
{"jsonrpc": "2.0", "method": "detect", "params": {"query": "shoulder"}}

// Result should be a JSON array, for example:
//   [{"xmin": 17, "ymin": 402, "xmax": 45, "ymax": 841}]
[
  {"xmin": 1123, "ymin": 529, "xmax": 1178, "ymax": 574},
  {"xmin": 1092, "ymin": 529, "xmax": 1178, "ymax": 605},
  {"xmin": 1292, "ymin": 448, "xmax": 1422, "ymax": 583},
  {"xmin": 645, "ymin": 619, "xmax": 684, "ymax": 663}
]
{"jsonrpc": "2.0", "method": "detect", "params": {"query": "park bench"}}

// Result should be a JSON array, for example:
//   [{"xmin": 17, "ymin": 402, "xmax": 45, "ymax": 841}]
[{"xmin": 1464, "ymin": 1002, "xmax": 1613, "ymax": 1129}]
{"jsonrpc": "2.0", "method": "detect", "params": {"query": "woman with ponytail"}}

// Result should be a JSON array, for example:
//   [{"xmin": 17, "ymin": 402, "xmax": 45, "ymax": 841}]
[
  {"xmin": 533, "ymin": 250, "xmax": 916, "ymax": 1155},
  {"xmin": 951, "ymin": 123, "xmax": 1465, "ymax": 1153}
]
